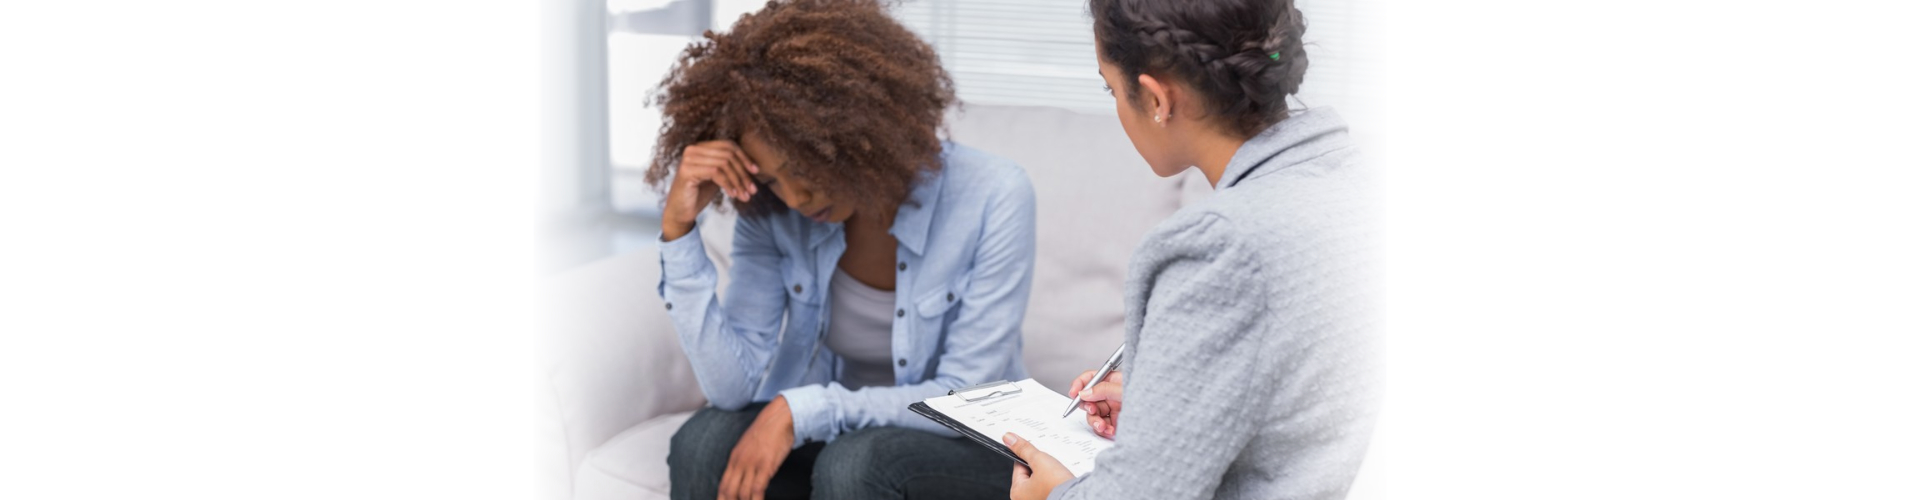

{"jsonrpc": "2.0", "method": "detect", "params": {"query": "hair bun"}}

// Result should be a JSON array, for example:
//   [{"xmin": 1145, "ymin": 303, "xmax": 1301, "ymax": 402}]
[{"xmin": 1093, "ymin": 0, "xmax": 1310, "ymax": 138}]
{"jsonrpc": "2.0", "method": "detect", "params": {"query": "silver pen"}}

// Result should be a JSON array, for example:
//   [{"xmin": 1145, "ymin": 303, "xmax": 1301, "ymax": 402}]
[{"xmin": 1061, "ymin": 344, "xmax": 1125, "ymax": 418}]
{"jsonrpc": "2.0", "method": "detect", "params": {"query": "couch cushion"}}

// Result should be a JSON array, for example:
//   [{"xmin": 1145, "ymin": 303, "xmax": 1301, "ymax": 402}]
[
  {"xmin": 946, "ymin": 105, "xmax": 1185, "ymax": 390},
  {"xmin": 546, "ymin": 246, "xmax": 708, "ymax": 474},
  {"xmin": 574, "ymin": 411, "xmax": 696, "ymax": 500}
]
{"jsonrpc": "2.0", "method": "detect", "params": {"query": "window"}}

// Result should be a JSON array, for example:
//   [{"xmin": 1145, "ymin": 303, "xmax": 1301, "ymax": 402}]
[{"xmin": 891, "ymin": 0, "xmax": 1368, "ymax": 116}]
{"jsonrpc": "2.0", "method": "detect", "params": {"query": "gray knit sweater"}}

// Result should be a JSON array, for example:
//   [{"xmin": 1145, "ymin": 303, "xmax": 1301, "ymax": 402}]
[{"xmin": 1049, "ymin": 108, "xmax": 1378, "ymax": 500}]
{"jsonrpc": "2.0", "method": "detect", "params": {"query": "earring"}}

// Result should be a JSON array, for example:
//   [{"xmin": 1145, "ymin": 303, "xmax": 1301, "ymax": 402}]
[{"xmin": 1153, "ymin": 114, "xmax": 1162, "ymax": 123}]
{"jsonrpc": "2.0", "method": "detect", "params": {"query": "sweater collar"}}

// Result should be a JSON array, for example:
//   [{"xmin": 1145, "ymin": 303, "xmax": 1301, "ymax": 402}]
[{"xmin": 1218, "ymin": 107, "xmax": 1351, "ymax": 191}]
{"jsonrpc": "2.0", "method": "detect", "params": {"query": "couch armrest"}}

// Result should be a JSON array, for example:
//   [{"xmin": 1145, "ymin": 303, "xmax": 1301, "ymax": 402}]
[{"xmin": 544, "ymin": 244, "xmax": 708, "ymax": 474}]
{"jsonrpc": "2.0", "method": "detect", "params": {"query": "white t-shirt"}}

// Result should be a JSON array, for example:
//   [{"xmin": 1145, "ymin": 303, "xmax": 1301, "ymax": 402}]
[{"xmin": 824, "ymin": 268, "xmax": 895, "ymax": 389}]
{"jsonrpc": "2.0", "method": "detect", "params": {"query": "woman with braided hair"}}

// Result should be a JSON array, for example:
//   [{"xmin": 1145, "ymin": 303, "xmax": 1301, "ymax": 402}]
[
  {"xmin": 652, "ymin": 0, "xmax": 1037, "ymax": 499},
  {"xmin": 1004, "ymin": 0, "xmax": 1377, "ymax": 499}
]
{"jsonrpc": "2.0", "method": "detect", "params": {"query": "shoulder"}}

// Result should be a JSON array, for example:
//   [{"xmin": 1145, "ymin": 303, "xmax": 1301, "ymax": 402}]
[
  {"xmin": 1204, "ymin": 154, "xmax": 1372, "ymax": 258},
  {"xmin": 920, "ymin": 142, "xmax": 1034, "ymax": 235},
  {"xmin": 1133, "ymin": 160, "xmax": 1374, "ymax": 288},
  {"xmin": 937, "ymin": 141, "xmax": 1033, "ymax": 206}
]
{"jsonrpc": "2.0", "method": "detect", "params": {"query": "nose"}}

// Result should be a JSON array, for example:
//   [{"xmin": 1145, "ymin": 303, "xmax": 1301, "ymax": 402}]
[{"xmin": 775, "ymin": 182, "xmax": 812, "ymax": 210}]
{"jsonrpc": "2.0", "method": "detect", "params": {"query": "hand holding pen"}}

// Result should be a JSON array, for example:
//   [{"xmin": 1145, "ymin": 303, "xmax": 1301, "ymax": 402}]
[{"xmin": 1062, "ymin": 344, "xmax": 1125, "ymax": 439}]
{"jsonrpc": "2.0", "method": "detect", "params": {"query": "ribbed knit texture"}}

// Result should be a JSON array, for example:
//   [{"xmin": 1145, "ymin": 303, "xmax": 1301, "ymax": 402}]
[{"xmin": 1050, "ymin": 107, "xmax": 1378, "ymax": 500}]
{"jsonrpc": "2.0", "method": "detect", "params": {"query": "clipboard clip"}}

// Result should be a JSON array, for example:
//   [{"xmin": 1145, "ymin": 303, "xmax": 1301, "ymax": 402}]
[{"xmin": 950, "ymin": 380, "xmax": 1023, "ymax": 402}]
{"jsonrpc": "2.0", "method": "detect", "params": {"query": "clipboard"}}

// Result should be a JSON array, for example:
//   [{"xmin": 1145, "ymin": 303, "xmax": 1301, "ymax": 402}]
[
  {"xmin": 908, "ymin": 378, "xmax": 1114, "ymax": 476},
  {"xmin": 908, "ymin": 380, "xmax": 1031, "ymax": 467}
]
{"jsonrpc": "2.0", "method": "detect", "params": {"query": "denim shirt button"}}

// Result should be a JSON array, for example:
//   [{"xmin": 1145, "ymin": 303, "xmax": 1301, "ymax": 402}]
[
  {"xmin": 793, "ymin": 284, "xmax": 803, "ymax": 294},
  {"xmin": 897, "ymin": 358, "xmax": 907, "ymax": 367}
]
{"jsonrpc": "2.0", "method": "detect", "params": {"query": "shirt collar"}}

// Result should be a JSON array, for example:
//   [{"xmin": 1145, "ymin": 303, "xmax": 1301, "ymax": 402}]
[{"xmin": 888, "ymin": 166, "xmax": 944, "ymax": 256}]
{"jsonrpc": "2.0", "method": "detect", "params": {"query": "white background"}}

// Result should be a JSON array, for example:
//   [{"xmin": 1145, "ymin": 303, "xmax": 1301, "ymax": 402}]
[{"xmin": 3, "ymin": 1, "xmax": 1916, "ymax": 498}]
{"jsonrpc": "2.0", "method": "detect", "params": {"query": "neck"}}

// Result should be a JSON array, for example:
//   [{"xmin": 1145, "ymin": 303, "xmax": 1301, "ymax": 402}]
[
  {"xmin": 1190, "ymin": 130, "xmax": 1250, "ymax": 188},
  {"xmin": 846, "ymin": 207, "xmax": 896, "ymax": 233}
]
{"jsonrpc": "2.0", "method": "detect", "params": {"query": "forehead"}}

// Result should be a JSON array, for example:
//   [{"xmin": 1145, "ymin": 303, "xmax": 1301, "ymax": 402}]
[{"xmin": 738, "ymin": 131, "xmax": 789, "ymax": 170}]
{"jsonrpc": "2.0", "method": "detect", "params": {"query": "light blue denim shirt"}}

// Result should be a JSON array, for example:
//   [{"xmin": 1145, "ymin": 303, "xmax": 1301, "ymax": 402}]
[{"xmin": 657, "ymin": 141, "xmax": 1034, "ymax": 447}]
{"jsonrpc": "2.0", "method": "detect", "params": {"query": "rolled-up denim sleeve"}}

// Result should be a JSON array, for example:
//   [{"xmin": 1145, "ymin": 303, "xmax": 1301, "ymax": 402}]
[
  {"xmin": 780, "ymin": 172, "xmax": 1037, "ymax": 445},
  {"xmin": 658, "ymin": 215, "xmax": 790, "ymax": 411}
]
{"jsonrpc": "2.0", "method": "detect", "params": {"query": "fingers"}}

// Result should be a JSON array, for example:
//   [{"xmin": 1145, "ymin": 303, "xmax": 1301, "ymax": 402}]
[
  {"xmin": 1083, "ymin": 400, "xmax": 1116, "ymax": 438},
  {"xmin": 1069, "ymin": 370, "xmax": 1095, "ymax": 398},
  {"xmin": 1088, "ymin": 415, "xmax": 1115, "ymax": 439},
  {"xmin": 1091, "ymin": 401, "xmax": 1112, "ymax": 419},
  {"xmin": 718, "ymin": 447, "xmax": 761, "ymax": 500},
  {"xmin": 719, "ymin": 458, "xmax": 775, "ymax": 500},
  {"xmin": 719, "ymin": 147, "xmax": 756, "ymax": 201},
  {"xmin": 718, "ymin": 462, "xmax": 741, "ymax": 500},
  {"xmin": 749, "ymin": 466, "xmax": 768, "ymax": 500},
  {"xmin": 1082, "ymin": 377, "xmax": 1123, "ymax": 403},
  {"xmin": 1003, "ymin": 432, "xmax": 1037, "ymax": 461},
  {"xmin": 1072, "ymin": 369, "xmax": 1122, "ymax": 399},
  {"xmin": 1002, "ymin": 432, "xmax": 1069, "ymax": 478},
  {"xmin": 683, "ymin": 141, "xmax": 757, "ymax": 202},
  {"xmin": 685, "ymin": 153, "xmax": 746, "ymax": 202}
]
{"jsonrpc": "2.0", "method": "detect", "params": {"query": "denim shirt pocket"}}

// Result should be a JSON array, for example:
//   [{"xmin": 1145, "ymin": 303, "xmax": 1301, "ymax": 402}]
[
  {"xmin": 909, "ymin": 272, "xmax": 972, "ymax": 373},
  {"xmin": 915, "ymin": 272, "xmax": 970, "ymax": 319}
]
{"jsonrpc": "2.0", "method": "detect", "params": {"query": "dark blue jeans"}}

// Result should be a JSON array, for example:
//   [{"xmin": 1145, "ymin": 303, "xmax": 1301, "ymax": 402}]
[{"xmin": 668, "ymin": 404, "xmax": 1012, "ymax": 499}]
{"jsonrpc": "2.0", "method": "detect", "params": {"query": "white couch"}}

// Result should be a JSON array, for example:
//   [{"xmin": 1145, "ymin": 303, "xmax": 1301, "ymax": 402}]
[{"xmin": 541, "ymin": 105, "xmax": 1217, "ymax": 500}]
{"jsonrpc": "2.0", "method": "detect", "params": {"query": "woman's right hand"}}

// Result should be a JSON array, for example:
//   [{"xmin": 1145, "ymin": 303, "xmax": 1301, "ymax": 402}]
[
  {"xmin": 1069, "ymin": 369, "xmax": 1124, "ymax": 439},
  {"xmin": 662, "ymin": 140, "xmax": 759, "ymax": 241}
]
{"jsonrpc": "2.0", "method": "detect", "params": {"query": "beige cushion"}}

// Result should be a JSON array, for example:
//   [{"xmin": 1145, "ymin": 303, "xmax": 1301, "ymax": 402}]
[
  {"xmin": 546, "ymin": 247, "xmax": 707, "ymax": 473},
  {"xmin": 573, "ymin": 411, "xmax": 695, "ymax": 500}
]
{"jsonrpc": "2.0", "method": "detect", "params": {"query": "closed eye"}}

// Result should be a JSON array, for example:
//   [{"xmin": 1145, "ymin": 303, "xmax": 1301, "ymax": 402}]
[{"xmin": 1101, "ymin": 84, "xmax": 1113, "ymax": 96}]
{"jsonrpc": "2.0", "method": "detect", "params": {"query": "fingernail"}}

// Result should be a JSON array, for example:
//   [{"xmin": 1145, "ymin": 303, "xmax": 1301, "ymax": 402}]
[{"xmin": 1002, "ymin": 433, "xmax": 1016, "ymax": 445}]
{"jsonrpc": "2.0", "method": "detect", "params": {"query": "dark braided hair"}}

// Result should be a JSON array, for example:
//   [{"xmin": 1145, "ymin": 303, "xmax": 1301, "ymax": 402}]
[
  {"xmin": 1090, "ymin": 0, "xmax": 1308, "ymax": 138},
  {"xmin": 647, "ymin": 0, "xmax": 956, "ymax": 217}
]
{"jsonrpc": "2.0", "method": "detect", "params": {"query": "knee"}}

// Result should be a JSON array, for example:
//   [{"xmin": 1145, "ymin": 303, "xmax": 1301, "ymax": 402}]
[
  {"xmin": 812, "ymin": 428, "xmax": 900, "ymax": 494},
  {"xmin": 667, "ymin": 408, "xmax": 746, "ymax": 476}
]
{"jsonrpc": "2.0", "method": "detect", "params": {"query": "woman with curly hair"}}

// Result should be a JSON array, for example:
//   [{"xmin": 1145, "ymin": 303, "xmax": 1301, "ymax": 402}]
[
  {"xmin": 1004, "ymin": 0, "xmax": 1377, "ymax": 499},
  {"xmin": 650, "ymin": 1, "xmax": 1035, "ymax": 499}
]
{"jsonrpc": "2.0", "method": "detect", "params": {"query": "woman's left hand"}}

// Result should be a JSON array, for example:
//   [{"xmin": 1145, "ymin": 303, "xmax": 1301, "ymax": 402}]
[
  {"xmin": 719, "ymin": 396, "xmax": 796, "ymax": 500},
  {"xmin": 1005, "ymin": 432, "xmax": 1075, "ymax": 500}
]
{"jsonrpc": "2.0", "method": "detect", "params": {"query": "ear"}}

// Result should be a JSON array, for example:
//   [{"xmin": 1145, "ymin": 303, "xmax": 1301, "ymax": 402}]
[{"xmin": 1137, "ymin": 73, "xmax": 1172, "ymax": 124}]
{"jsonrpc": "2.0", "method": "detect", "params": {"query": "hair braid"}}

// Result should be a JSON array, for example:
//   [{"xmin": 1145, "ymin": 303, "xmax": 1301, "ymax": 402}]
[{"xmin": 1092, "ymin": 0, "xmax": 1309, "ymax": 138}]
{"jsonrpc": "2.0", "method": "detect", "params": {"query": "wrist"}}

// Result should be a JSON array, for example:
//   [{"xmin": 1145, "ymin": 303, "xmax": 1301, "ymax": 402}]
[
  {"xmin": 661, "ymin": 217, "xmax": 695, "ymax": 242},
  {"xmin": 771, "ymin": 395, "xmax": 795, "ymax": 431}
]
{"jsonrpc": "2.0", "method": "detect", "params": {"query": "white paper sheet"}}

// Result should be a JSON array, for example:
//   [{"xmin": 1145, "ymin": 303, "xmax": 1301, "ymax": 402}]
[{"xmin": 924, "ymin": 378, "xmax": 1115, "ymax": 477}]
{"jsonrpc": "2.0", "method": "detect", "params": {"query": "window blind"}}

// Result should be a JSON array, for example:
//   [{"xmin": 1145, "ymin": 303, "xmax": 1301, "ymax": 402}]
[{"xmin": 890, "ymin": 0, "xmax": 1364, "ymax": 116}]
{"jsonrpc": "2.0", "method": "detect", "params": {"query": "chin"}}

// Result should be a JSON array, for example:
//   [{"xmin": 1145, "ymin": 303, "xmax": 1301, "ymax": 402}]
[{"xmin": 829, "ymin": 209, "xmax": 856, "ymax": 224}]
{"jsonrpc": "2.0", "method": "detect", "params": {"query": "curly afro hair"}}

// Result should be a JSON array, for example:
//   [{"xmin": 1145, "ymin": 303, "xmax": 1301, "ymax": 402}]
[{"xmin": 645, "ymin": 0, "xmax": 956, "ymax": 218}]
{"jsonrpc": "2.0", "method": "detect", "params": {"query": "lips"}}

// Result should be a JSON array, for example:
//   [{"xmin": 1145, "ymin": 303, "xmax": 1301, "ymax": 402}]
[{"xmin": 805, "ymin": 205, "xmax": 833, "ymax": 222}]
